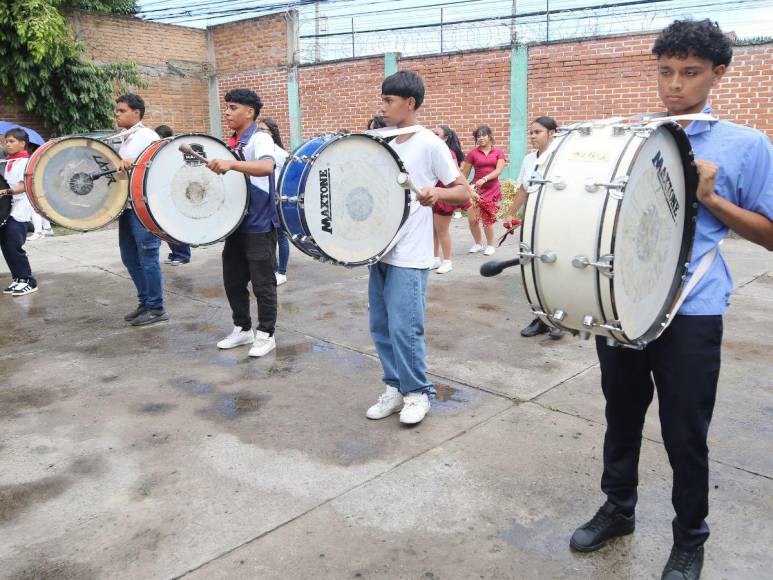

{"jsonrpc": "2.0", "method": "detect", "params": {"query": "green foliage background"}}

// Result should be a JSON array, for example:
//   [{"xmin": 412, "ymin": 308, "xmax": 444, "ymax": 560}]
[{"xmin": 0, "ymin": 0, "xmax": 143, "ymax": 136}]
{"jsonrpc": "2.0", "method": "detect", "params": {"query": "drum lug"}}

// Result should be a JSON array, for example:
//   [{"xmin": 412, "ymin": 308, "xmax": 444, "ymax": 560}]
[
  {"xmin": 578, "ymin": 315, "xmax": 596, "ymax": 340},
  {"xmin": 578, "ymin": 126, "xmax": 592, "ymax": 136},
  {"xmin": 539, "ymin": 251, "xmax": 557, "ymax": 264},
  {"xmin": 572, "ymin": 254, "xmax": 614, "ymax": 278},
  {"xmin": 528, "ymin": 175, "xmax": 566, "ymax": 190},
  {"xmin": 280, "ymin": 195, "xmax": 298, "ymax": 203},
  {"xmin": 612, "ymin": 125, "xmax": 628, "ymax": 136},
  {"xmin": 584, "ymin": 176, "xmax": 627, "ymax": 195},
  {"xmin": 517, "ymin": 242, "xmax": 536, "ymax": 264},
  {"xmin": 551, "ymin": 309, "xmax": 566, "ymax": 322},
  {"xmin": 529, "ymin": 305, "xmax": 548, "ymax": 317},
  {"xmin": 599, "ymin": 320, "xmax": 622, "ymax": 332}
]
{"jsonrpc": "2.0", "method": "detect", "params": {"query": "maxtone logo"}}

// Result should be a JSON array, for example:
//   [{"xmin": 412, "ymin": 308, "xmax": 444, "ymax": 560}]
[
  {"xmin": 651, "ymin": 150, "xmax": 679, "ymax": 222},
  {"xmin": 319, "ymin": 168, "xmax": 332, "ymax": 234}
]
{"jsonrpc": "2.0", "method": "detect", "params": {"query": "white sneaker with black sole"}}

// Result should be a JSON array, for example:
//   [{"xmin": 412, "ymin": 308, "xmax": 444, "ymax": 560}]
[
  {"xmin": 217, "ymin": 326, "xmax": 255, "ymax": 349},
  {"xmin": 249, "ymin": 331, "xmax": 276, "ymax": 357},
  {"xmin": 366, "ymin": 386, "xmax": 404, "ymax": 419},
  {"xmin": 12, "ymin": 282, "xmax": 38, "ymax": 297},
  {"xmin": 399, "ymin": 392, "xmax": 431, "ymax": 424},
  {"xmin": 3, "ymin": 279, "xmax": 20, "ymax": 294}
]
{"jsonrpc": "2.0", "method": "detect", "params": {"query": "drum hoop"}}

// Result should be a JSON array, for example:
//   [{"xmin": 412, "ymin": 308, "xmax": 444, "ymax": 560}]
[
  {"xmin": 131, "ymin": 139, "xmax": 173, "ymax": 243},
  {"xmin": 24, "ymin": 137, "xmax": 128, "ymax": 231},
  {"xmin": 607, "ymin": 122, "xmax": 698, "ymax": 346},
  {"xmin": 293, "ymin": 133, "xmax": 411, "ymax": 266},
  {"xmin": 134, "ymin": 134, "xmax": 249, "ymax": 246},
  {"xmin": 595, "ymin": 131, "xmax": 639, "ymax": 345},
  {"xmin": 520, "ymin": 131, "xmax": 572, "ymax": 324}
]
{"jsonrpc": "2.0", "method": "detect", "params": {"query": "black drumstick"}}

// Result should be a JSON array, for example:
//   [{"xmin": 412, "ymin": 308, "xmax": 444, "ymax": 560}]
[{"xmin": 480, "ymin": 258, "xmax": 522, "ymax": 277}]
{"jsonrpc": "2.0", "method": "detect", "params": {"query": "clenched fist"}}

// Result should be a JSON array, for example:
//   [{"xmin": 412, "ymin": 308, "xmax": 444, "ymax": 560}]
[{"xmin": 695, "ymin": 159, "xmax": 719, "ymax": 206}]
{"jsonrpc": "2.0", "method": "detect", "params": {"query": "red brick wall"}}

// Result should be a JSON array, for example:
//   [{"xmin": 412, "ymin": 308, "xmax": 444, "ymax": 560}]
[
  {"xmin": 211, "ymin": 14, "xmax": 291, "ymax": 143},
  {"xmin": 528, "ymin": 34, "xmax": 773, "ymax": 138}
]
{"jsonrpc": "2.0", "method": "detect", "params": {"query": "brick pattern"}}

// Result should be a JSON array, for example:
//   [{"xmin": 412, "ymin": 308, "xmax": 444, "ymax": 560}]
[
  {"xmin": 210, "ymin": 14, "xmax": 288, "ymax": 74},
  {"xmin": 217, "ymin": 70, "xmax": 290, "ymax": 145}
]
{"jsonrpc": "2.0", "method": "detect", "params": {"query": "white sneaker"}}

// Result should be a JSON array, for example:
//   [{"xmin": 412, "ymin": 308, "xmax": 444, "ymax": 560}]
[
  {"xmin": 275, "ymin": 272, "xmax": 287, "ymax": 286},
  {"xmin": 249, "ymin": 330, "xmax": 276, "ymax": 357},
  {"xmin": 27, "ymin": 232, "xmax": 43, "ymax": 241},
  {"xmin": 483, "ymin": 245, "xmax": 496, "ymax": 256},
  {"xmin": 217, "ymin": 326, "xmax": 254, "ymax": 349},
  {"xmin": 436, "ymin": 260, "xmax": 453, "ymax": 274},
  {"xmin": 399, "ymin": 392, "xmax": 431, "ymax": 424},
  {"xmin": 429, "ymin": 257, "xmax": 441, "ymax": 270},
  {"xmin": 366, "ymin": 386, "xmax": 404, "ymax": 419},
  {"xmin": 468, "ymin": 244, "xmax": 483, "ymax": 253},
  {"xmin": 11, "ymin": 282, "xmax": 38, "ymax": 297}
]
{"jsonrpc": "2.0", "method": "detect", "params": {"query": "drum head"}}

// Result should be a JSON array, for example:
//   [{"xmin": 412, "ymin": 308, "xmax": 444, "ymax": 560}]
[
  {"xmin": 142, "ymin": 135, "xmax": 248, "ymax": 246},
  {"xmin": 26, "ymin": 137, "xmax": 128, "ymax": 231},
  {"xmin": 302, "ymin": 134, "xmax": 408, "ymax": 264},
  {"xmin": 615, "ymin": 125, "xmax": 691, "ymax": 341}
]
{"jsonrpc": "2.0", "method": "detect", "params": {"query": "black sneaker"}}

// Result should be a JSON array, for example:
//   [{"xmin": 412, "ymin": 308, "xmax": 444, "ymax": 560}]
[
  {"xmin": 124, "ymin": 305, "xmax": 148, "ymax": 322},
  {"xmin": 548, "ymin": 327, "xmax": 564, "ymax": 340},
  {"xmin": 662, "ymin": 545, "xmax": 704, "ymax": 580},
  {"xmin": 3, "ymin": 279, "xmax": 20, "ymax": 294},
  {"xmin": 131, "ymin": 308, "xmax": 169, "ymax": 326},
  {"xmin": 521, "ymin": 318, "xmax": 550, "ymax": 337},
  {"xmin": 570, "ymin": 502, "xmax": 635, "ymax": 552}
]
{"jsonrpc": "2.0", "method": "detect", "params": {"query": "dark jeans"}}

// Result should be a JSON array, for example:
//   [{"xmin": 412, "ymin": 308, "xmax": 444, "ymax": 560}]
[
  {"xmin": 0, "ymin": 217, "xmax": 36, "ymax": 285},
  {"xmin": 222, "ymin": 230, "xmax": 277, "ymax": 335},
  {"xmin": 276, "ymin": 227, "xmax": 289, "ymax": 275},
  {"xmin": 167, "ymin": 242, "xmax": 191, "ymax": 263},
  {"xmin": 118, "ymin": 209, "xmax": 164, "ymax": 310},
  {"xmin": 596, "ymin": 314, "xmax": 723, "ymax": 550}
]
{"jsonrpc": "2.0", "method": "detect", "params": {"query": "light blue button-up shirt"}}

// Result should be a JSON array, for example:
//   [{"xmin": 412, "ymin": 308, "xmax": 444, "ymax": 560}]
[{"xmin": 679, "ymin": 106, "xmax": 773, "ymax": 315}]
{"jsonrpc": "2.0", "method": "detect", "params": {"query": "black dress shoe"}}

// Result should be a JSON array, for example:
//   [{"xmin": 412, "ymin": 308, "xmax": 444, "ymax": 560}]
[
  {"xmin": 521, "ymin": 318, "xmax": 550, "ymax": 337},
  {"xmin": 570, "ymin": 502, "xmax": 635, "ymax": 552},
  {"xmin": 662, "ymin": 545, "xmax": 704, "ymax": 580},
  {"xmin": 548, "ymin": 327, "xmax": 564, "ymax": 340},
  {"xmin": 124, "ymin": 304, "xmax": 148, "ymax": 321}
]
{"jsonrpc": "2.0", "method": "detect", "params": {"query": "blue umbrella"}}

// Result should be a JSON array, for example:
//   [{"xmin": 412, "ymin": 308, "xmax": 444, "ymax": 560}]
[{"xmin": 0, "ymin": 121, "xmax": 45, "ymax": 145}]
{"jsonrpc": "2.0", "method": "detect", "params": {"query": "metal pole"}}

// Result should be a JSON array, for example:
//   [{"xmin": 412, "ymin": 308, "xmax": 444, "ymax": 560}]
[
  {"xmin": 440, "ymin": 8, "xmax": 444, "ymax": 53},
  {"xmin": 510, "ymin": 0, "xmax": 517, "ymax": 45},
  {"xmin": 351, "ymin": 18, "xmax": 355, "ymax": 58},
  {"xmin": 314, "ymin": 1, "xmax": 321, "ymax": 62},
  {"xmin": 546, "ymin": 0, "xmax": 550, "ymax": 42}
]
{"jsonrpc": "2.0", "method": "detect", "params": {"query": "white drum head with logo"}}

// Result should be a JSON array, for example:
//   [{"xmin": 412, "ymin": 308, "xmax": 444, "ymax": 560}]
[
  {"xmin": 615, "ymin": 127, "xmax": 688, "ymax": 340},
  {"xmin": 143, "ymin": 135, "xmax": 248, "ymax": 246},
  {"xmin": 302, "ymin": 135, "xmax": 408, "ymax": 264}
]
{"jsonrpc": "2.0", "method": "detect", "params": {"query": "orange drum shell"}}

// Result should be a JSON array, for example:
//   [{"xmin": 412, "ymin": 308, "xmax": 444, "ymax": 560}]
[
  {"xmin": 24, "ymin": 140, "xmax": 56, "ymax": 218},
  {"xmin": 129, "ymin": 139, "xmax": 177, "ymax": 244}
]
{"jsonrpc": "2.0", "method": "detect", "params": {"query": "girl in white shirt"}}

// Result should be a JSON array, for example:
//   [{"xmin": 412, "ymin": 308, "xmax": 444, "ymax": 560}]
[{"xmin": 258, "ymin": 118, "xmax": 290, "ymax": 285}]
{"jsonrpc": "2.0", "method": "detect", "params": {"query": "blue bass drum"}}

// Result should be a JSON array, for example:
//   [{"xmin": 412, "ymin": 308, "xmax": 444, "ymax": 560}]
[{"xmin": 277, "ymin": 133, "xmax": 410, "ymax": 266}]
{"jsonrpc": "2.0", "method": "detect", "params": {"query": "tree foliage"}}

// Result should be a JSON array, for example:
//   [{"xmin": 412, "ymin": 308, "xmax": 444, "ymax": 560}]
[{"xmin": 0, "ymin": 0, "xmax": 143, "ymax": 135}]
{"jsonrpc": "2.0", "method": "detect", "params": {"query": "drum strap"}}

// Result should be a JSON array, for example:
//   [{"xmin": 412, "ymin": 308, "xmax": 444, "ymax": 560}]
[
  {"xmin": 364, "ymin": 125, "xmax": 425, "ymax": 139},
  {"xmin": 667, "ymin": 243, "xmax": 720, "ymax": 322}
]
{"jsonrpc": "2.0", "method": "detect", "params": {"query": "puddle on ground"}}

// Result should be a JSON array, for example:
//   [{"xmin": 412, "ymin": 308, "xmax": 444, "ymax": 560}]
[
  {"xmin": 138, "ymin": 402, "xmax": 176, "ymax": 415},
  {"xmin": 0, "ymin": 387, "xmax": 59, "ymax": 418},
  {"xmin": 172, "ymin": 378, "xmax": 214, "ymax": 395},
  {"xmin": 197, "ymin": 392, "xmax": 271, "ymax": 419},
  {"xmin": 7, "ymin": 558, "xmax": 98, "ymax": 580}
]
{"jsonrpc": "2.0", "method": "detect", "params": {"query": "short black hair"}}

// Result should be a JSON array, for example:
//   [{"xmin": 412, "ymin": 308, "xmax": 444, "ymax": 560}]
[
  {"xmin": 4, "ymin": 128, "xmax": 29, "ymax": 143},
  {"xmin": 652, "ymin": 19, "xmax": 733, "ymax": 67},
  {"xmin": 382, "ymin": 70, "xmax": 425, "ymax": 110},
  {"xmin": 116, "ymin": 93, "xmax": 146, "ymax": 119},
  {"xmin": 473, "ymin": 125, "xmax": 494, "ymax": 143},
  {"xmin": 225, "ymin": 88, "xmax": 263, "ymax": 120},
  {"xmin": 155, "ymin": 125, "xmax": 173, "ymax": 138},
  {"xmin": 533, "ymin": 116, "xmax": 558, "ymax": 132}
]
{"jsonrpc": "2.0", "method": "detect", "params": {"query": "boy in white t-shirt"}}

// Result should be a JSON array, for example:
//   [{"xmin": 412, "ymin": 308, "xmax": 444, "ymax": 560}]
[
  {"xmin": 0, "ymin": 128, "xmax": 37, "ymax": 296},
  {"xmin": 366, "ymin": 70, "xmax": 470, "ymax": 425}
]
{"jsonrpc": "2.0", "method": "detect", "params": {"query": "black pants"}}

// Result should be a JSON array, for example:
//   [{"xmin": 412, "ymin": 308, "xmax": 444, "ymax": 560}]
[
  {"xmin": 222, "ymin": 230, "xmax": 277, "ymax": 335},
  {"xmin": 0, "ymin": 217, "xmax": 36, "ymax": 285},
  {"xmin": 596, "ymin": 314, "xmax": 723, "ymax": 550}
]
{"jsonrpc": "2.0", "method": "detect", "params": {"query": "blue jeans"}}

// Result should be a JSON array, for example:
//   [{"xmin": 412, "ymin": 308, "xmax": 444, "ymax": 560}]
[
  {"xmin": 167, "ymin": 242, "xmax": 191, "ymax": 263},
  {"xmin": 368, "ymin": 262, "xmax": 434, "ymax": 396},
  {"xmin": 276, "ymin": 227, "xmax": 289, "ymax": 275},
  {"xmin": 119, "ymin": 209, "xmax": 164, "ymax": 309}
]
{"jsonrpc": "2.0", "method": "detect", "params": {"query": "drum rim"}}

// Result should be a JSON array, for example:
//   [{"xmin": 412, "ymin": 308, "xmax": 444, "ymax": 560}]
[
  {"xmin": 130, "ymin": 139, "xmax": 174, "ymax": 243},
  {"xmin": 24, "ymin": 136, "xmax": 128, "ymax": 232},
  {"xmin": 278, "ymin": 132, "xmax": 411, "ymax": 266},
  {"xmin": 131, "ymin": 134, "xmax": 249, "ymax": 247},
  {"xmin": 608, "ymin": 121, "xmax": 698, "ymax": 346}
]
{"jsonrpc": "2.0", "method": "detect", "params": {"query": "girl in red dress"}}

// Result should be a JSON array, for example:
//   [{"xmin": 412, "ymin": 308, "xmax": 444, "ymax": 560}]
[
  {"xmin": 431, "ymin": 125, "xmax": 470, "ymax": 274},
  {"xmin": 461, "ymin": 125, "xmax": 507, "ymax": 256}
]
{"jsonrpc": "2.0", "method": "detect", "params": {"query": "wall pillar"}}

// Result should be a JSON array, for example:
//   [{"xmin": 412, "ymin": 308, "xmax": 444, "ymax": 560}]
[{"xmin": 507, "ymin": 44, "xmax": 528, "ymax": 180}]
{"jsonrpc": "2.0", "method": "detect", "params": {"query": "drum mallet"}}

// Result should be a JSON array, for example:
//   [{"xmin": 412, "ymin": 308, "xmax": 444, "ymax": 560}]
[
  {"xmin": 396, "ymin": 172, "xmax": 422, "ymax": 200},
  {"xmin": 480, "ymin": 258, "xmax": 521, "ymax": 277},
  {"xmin": 178, "ymin": 143, "xmax": 210, "ymax": 164}
]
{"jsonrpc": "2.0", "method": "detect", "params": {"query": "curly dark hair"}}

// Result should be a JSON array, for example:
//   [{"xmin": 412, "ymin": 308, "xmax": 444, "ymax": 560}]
[
  {"xmin": 224, "ymin": 88, "xmax": 263, "ymax": 120},
  {"xmin": 652, "ymin": 19, "xmax": 733, "ymax": 67}
]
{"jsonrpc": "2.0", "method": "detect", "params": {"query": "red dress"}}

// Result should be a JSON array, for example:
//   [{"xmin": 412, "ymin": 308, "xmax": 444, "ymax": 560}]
[
  {"xmin": 466, "ymin": 147, "xmax": 507, "ymax": 226},
  {"xmin": 432, "ymin": 149, "xmax": 471, "ymax": 216}
]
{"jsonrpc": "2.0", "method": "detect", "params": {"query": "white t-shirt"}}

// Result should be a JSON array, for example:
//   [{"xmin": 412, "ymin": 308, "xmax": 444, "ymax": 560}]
[
  {"xmin": 273, "ymin": 144, "xmax": 289, "ymax": 182},
  {"xmin": 3, "ymin": 156, "xmax": 34, "ymax": 223},
  {"xmin": 517, "ymin": 150, "xmax": 541, "ymax": 188},
  {"xmin": 383, "ymin": 127, "xmax": 460, "ymax": 268},
  {"xmin": 119, "ymin": 124, "xmax": 159, "ymax": 209},
  {"xmin": 242, "ymin": 131, "xmax": 276, "ymax": 192}
]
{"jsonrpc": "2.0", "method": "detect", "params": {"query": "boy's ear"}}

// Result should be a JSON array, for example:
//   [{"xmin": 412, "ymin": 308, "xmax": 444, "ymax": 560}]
[{"xmin": 407, "ymin": 96, "xmax": 416, "ymax": 111}]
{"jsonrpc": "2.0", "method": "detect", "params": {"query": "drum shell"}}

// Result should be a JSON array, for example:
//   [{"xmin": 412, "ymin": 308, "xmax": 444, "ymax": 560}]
[{"xmin": 519, "ymin": 122, "xmax": 697, "ymax": 347}]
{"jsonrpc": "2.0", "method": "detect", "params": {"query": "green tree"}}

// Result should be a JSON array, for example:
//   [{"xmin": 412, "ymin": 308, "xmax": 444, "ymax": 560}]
[{"xmin": 0, "ymin": 0, "xmax": 143, "ymax": 136}]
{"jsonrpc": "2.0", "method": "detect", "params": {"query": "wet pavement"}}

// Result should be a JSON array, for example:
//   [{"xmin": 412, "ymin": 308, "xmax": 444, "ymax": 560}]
[{"xmin": 1, "ymin": 221, "xmax": 771, "ymax": 579}]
